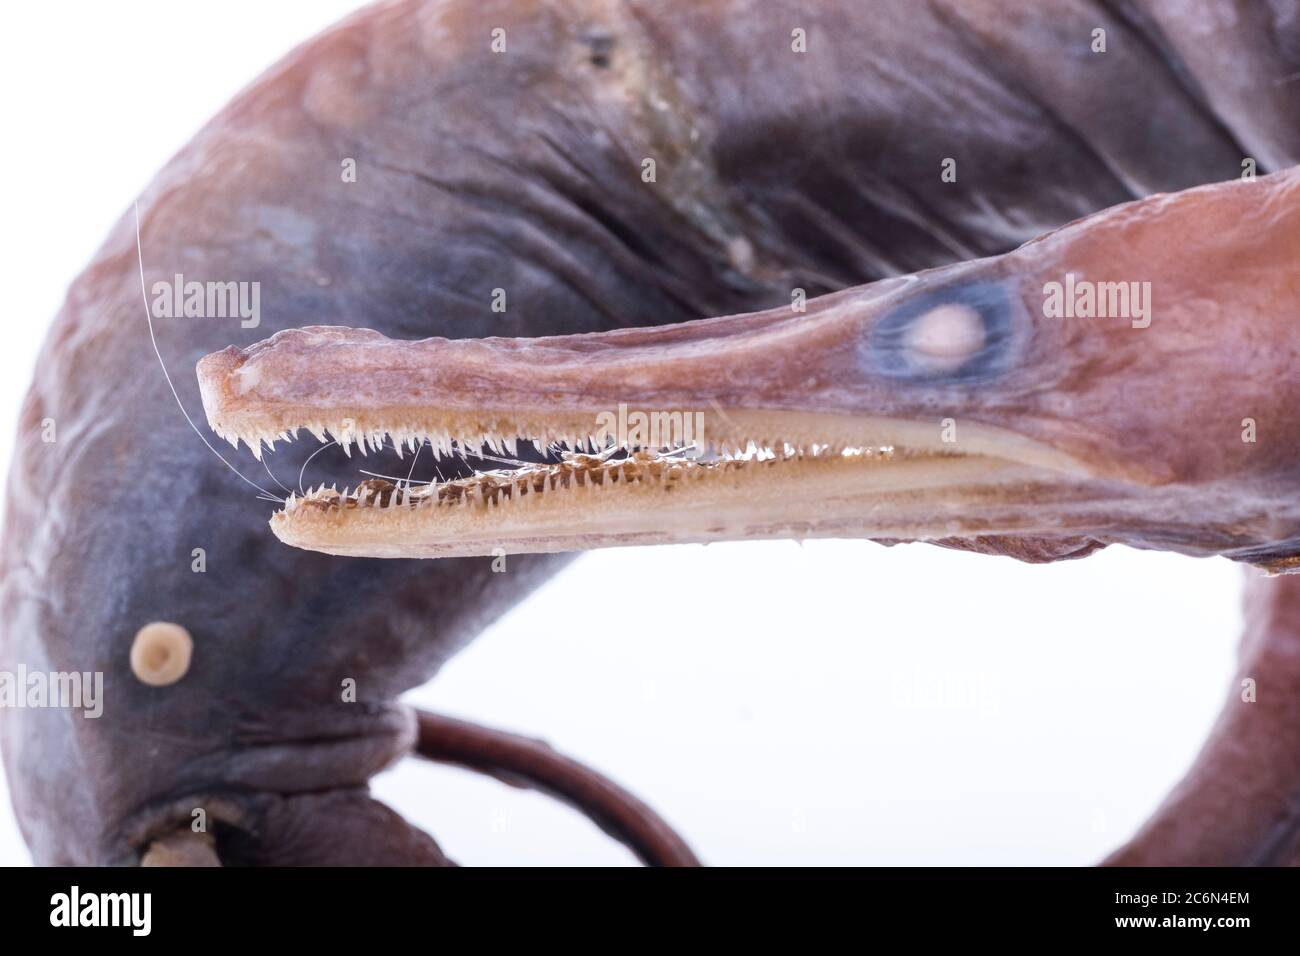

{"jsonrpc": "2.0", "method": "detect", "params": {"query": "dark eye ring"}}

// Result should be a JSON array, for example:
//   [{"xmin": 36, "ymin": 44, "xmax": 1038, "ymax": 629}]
[{"xmin": 866, "ymin": 280, "xmax": 1015, "ymax": 382}]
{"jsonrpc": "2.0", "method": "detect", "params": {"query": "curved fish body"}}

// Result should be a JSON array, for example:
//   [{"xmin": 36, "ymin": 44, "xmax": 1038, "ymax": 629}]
[{"xmin": 3, "ymin": 0, "xmax": 1299, "ymax": 865}]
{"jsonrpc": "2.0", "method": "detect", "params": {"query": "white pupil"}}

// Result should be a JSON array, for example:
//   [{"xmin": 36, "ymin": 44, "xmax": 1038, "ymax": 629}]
[{"xmin": 903, "ymin": 303, "xmax": 985, "ymax": 372}]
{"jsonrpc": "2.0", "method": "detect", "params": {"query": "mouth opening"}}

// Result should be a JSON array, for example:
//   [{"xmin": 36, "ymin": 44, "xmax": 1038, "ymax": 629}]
[
  {"xmin": 213, "ymin": 412, "xmax": 1087, "ymax": 559},
  {"xmin": 288, "ymin": 438, "xmax": 905, "ymax": 520}
]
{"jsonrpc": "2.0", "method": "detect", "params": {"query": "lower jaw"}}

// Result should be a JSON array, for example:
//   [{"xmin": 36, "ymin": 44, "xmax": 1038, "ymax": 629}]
[{"xmin": 270, "ymin": 445, "xmax": 1103, "ymax": 559}]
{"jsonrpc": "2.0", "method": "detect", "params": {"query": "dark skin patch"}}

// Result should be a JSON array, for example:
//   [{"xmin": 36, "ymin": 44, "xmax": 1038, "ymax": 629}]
[{"xmin": 867, "ymin": 280, "xmax": 1017, "ymax": 383}]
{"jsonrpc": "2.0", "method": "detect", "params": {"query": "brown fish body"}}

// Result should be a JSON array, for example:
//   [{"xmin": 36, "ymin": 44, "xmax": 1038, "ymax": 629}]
[{"xmin": 3, "ymin": 0, "xmax": 1299, "ymax": 864}]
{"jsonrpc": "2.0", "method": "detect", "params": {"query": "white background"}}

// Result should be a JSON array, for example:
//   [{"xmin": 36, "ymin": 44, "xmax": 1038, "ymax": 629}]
[{"xmin": 0, "ymin": 1, "xmax": 1242, "ymax": 866}]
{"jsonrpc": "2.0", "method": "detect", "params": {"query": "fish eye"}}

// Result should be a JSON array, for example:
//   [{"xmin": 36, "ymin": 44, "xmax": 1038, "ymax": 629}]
[{"xmin": 866, "ymin": 280, "xmax": 1015, "ymax": 382}]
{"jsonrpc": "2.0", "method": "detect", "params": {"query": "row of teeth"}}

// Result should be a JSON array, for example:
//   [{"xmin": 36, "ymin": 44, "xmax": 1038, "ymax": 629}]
[
  {"xmin": 224, "ymin": 424, "xmax": 692, "ymax": 461},
  {"xmin": 289, "ymin": 456, "xmax": 742, "ymax": 513},
  {"xmin": 223, "ymin": 425, "xmax": 541, "ymax": 461},
  {"xmin": 285, "ymin": 445, "xmax": 898, "ymax": 514},
  {"xmin": 218, "ymin": 421, "xmax": 860, "ymax": 463}
]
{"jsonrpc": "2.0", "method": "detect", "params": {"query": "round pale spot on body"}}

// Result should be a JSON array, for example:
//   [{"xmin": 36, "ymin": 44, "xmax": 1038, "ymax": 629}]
[
  {"xmin": 902, "ymin": 303, "xmax": 985, "ymax": 373},
  {"xmin": 130, "ymin": 622, "xmax": 193, "ymax": 687}
]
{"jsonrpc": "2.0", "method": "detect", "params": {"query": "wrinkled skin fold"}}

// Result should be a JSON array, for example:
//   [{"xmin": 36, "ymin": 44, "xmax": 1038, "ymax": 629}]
[{"xmin": 3, "ymin": 0, "xmax": 1300, "ymax": 865}]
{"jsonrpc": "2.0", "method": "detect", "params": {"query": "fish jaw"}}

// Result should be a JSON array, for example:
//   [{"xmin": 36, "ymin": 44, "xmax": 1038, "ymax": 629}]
[{"xmin": 195, "ymin": 280, "xmax": 1124, "ymax": 561}]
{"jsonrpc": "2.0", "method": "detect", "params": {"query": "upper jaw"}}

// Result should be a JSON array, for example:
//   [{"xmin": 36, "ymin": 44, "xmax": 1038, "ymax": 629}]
[{"xmin": 196, "ymin": 273, "xmax": 1091, "ymax": 471}]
